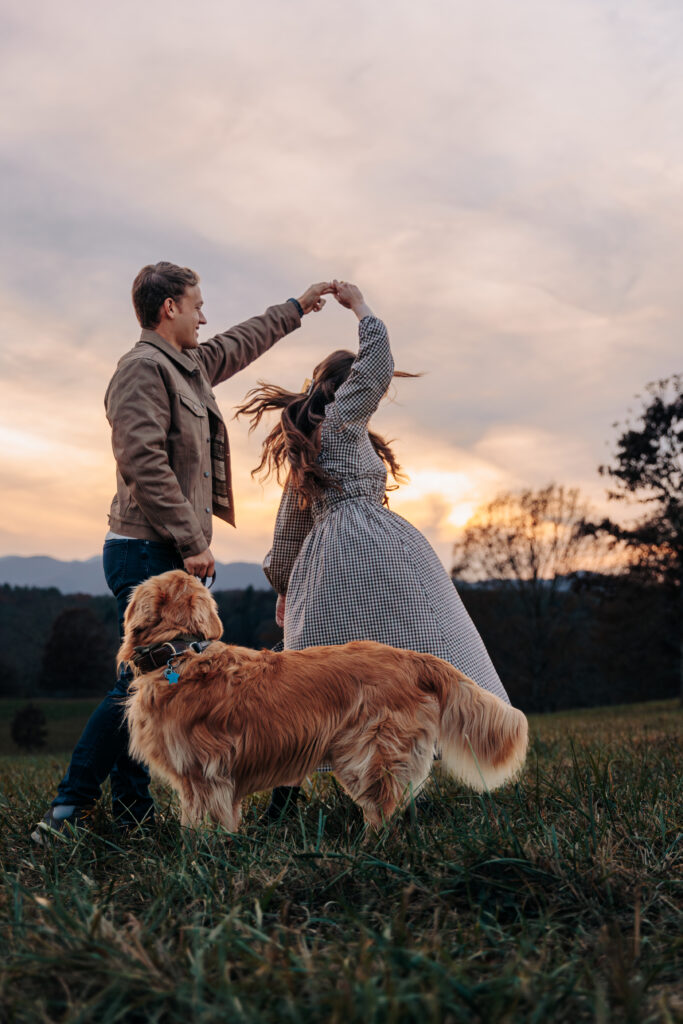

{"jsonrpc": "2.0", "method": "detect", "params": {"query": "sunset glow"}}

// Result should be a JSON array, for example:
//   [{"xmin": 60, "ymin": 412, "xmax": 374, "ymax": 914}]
[{"xmin": 1, "ymin": 1, "xmax": 680, "ymax": 572}]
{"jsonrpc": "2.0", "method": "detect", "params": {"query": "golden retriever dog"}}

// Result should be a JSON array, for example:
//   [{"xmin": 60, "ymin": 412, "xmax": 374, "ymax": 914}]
[{"xmin": 121, "ymin": 570, "xmax": 528, "ymax": 832}]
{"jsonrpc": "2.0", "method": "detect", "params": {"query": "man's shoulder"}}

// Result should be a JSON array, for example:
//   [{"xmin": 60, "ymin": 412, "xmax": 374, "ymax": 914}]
[
  {"xmin": 116, "ymin": 340, "xmax": 169, "ymax": 368},
  {"xmin": 105, "ymin": 343, "xmax": 171, "ymax": 404},
  {"xmin": 115, "ymin": 338, "xmax": 203, "ymax": 376},
  {"xmin": 109, "ymin": 341, "xmax": 181, "ymax": 384},
  {"xmin": 105, "ymin": 341, "xmax": 204, "ymax": 408}
]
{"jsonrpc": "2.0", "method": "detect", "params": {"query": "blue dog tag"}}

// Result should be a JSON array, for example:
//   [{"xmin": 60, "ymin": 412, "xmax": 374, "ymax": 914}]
[{"xmin": 165, "ymin": 667, "xmax": 180, "ymax": 684}]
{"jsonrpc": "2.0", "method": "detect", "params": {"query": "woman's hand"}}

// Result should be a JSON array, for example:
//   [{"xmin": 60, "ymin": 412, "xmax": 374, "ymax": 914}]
[
  {"xmin": 333, "ymin": 280, "xmax": 374, "ymax": 320},
  {"xmin": 275, "ymin": 593, "xmax": 286, "ymax": 628}
]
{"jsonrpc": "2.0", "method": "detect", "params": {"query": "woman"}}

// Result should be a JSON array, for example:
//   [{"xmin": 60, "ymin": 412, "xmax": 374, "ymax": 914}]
[{"xmin": 238, "ymin": 281, "xmax": 510, "ymax": 816}]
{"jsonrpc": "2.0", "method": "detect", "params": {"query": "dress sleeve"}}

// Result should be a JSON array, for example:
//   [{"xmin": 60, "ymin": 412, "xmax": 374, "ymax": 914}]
[
  {"xmin": 329, "ymin": 316, "xmax": 394, "ymax": 427},
  {"xmin": 262, "ymin": 485, "xmax": 313, "ymax": 595}
]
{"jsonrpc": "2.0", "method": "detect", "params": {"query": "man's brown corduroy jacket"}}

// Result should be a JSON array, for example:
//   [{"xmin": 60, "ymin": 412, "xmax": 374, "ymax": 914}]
[{"xmin": 105, "ymin": 302, "xmax": 301, "ymax": 558}]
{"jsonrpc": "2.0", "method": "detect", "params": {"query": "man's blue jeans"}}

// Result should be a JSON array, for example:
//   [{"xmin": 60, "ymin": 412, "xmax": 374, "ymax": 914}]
[{"xmin": 52, "ymin": 538, "xmax": 184, "ymax": 821}]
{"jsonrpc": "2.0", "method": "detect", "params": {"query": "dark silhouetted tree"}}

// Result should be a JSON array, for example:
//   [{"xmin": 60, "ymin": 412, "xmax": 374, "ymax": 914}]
[
  {"xmin": 11, "ymin": 703, "xmax": 47, "ymax": 751},
  {"xmin": 452, "ymin": 484, "xmax": 609, "ymax": 709},
  {"xmin": 591, "ymin": 374, "xmax": 683, "ymax": 701},
  {"xmin": 451, "ymin": 485, "xmax": 601, "ymax": 584},
  {"xmin": 214, "ymin": 587, "xmax": 279, "ymax": 648},
  {"xmin": 0, "ymin": 654, "xmax": 21, "ymax": 698},
  {"xmin": 40, "ymin": 607, "xmax": 117, "ymax": 694}
]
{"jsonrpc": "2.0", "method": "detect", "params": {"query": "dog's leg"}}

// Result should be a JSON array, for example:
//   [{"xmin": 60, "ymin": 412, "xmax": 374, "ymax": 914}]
[
  {"xmin": 334, "ymin": 763, "xmax": 401, "ymax": 833},
  {"xmin": 210, "ymin": 798, "xmax": 240, "ymax": 834},
  {"xmin": 349, "ymin": 734, "xmax": 435, "ymax": 833},
  {"xmin": 361, "ymin": 769, "xmax": 431, "ymax": 837},
  {"xmin": 360, "ymin": 800, "xmax": 395, "ymax": 831},
  {"xmin": 179, "ymin": 784, "xmax": 205, "ymax": 829},
  {"xmin": 403, "ymin": 740, "xmax": 435, "ymax": 816},
  {"xmin": 204, "ymin": 781, "xmax": 240, "ymax": 834},
  {"xmin": 177, "ymin": 777, "xmax": 230, "ymax": 830}
]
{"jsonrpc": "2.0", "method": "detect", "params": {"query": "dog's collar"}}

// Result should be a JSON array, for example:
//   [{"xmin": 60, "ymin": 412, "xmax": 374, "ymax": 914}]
[{"xmin": 132, "ymin": 636, "xmax": 213, "ymax": 675}]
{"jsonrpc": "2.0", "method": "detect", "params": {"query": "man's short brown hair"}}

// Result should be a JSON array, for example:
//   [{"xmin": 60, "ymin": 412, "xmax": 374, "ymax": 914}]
[{"xmin": 132, "ymin": 262, "xmax": 200, "ymax": 329}]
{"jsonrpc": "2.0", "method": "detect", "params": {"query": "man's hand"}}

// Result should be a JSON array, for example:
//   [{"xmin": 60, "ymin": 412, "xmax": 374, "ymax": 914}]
[
  {"xmin": 297, "ymin": 282, "xmax": 335, "ymax": 314},
  {"xmin": 332, "ymin": 280, "xmax": 374, "ymax": 320},
  {"xmin": 275, "ymin": 593, "xmax": 285, "ymax": 628},
  {"xmin": 184, "ymin": 547, "xmax": 215, "ymax": 579}
]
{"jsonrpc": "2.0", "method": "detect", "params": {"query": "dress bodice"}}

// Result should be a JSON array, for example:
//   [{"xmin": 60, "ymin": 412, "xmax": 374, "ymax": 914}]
[
  {"xmin": 310, "ymin": 423, "xmax": 388, "ymax": 520},
  {"xmin": 308, "ymin": 473, "xmax": 387, "ymax": 520}
]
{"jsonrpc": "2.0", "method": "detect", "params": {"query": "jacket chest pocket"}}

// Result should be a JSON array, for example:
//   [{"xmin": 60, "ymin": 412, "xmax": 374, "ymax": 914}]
[
  {"xmin": 178, "ymin": 392, "xmax": 208, "ymax": 419},
  {"xmin": 173, "ymin": 392, "xmax": 209, "ymax": 475}
]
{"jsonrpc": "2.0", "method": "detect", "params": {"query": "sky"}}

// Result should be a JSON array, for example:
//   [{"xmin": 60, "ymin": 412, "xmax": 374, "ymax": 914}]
[{"xmin": 1, "ymin": 0, "xmax": 681, "ymax": 572}]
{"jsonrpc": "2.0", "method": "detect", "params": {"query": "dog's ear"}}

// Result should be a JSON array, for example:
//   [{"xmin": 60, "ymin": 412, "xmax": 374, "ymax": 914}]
[
  {"xmin": 118, "ymin": 574, "xmax": 167, "ymax": 661},
  {"xmin": 181, "ymin": 578, "xmax": 224, "ymax": 641}
]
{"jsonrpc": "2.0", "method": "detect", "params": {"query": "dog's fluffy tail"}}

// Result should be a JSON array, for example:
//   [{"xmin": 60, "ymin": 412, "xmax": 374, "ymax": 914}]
[{"xmin": 418, "ymin": 655, "xmax": 528, "ymax": 791}]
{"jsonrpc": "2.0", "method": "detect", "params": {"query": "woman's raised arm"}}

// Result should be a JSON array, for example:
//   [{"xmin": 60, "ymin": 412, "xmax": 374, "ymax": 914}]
[{"xmin": 329, "ymin": 282, "xmax": 394, "ymax": 426}]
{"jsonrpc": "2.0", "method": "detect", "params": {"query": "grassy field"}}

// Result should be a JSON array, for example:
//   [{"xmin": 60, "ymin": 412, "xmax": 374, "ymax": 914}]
[{"xmin": 0, "ymin": 699, "xmax": 681, "ymax": 1023}]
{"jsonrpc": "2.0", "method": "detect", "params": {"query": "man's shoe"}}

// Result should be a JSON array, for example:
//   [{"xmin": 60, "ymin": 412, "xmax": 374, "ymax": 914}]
[{"xmin": 31, "ymin": 805, "xmax": 93, "ymax": 845}]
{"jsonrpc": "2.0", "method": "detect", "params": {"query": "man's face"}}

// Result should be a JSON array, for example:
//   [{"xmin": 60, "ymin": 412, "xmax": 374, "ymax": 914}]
[{"xmin": 170, "ymin": 284, "xmax": 207, "ymax": 349}]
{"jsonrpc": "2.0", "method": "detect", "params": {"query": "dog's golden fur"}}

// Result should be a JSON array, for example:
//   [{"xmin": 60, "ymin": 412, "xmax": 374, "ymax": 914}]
[{"xmin": 121, "ymin": 570, "xmax": 528, "ymax": 832}]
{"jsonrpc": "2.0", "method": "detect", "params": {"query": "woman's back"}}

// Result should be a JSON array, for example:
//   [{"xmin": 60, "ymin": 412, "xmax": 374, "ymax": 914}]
[{"xmin": 264, "ymin": 313, "xmax": 510, "ymax": 704}]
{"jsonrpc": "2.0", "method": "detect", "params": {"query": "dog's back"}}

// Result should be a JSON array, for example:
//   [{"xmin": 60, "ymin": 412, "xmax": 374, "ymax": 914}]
[{"xmin": 125, "ymin": 637, "xmax": 527, "ymax": 831}]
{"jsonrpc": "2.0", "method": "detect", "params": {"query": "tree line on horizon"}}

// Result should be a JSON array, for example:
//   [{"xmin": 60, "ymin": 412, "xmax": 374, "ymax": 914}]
[
  {"xmin": 451, "ymin": 374, "xmax": 682, "ymax": 709},
  {"xmin": 1, "ymin": 375, "xmax": 680, "ymax": 713},
  {"xmin": 0, "ymin": 586, "xmax": 282, "ymax": 702}
]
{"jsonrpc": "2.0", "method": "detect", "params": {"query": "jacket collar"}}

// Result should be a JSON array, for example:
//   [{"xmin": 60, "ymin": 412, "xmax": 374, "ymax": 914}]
[{"xmin": 138, "ymin": 329, "xmax": 198, "ymax": 374}]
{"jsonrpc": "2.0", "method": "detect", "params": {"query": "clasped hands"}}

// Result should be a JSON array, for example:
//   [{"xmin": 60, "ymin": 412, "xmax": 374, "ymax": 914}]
[{"xmin": 297, "ymin": 280, "xmax": 373, "ymax": 320}]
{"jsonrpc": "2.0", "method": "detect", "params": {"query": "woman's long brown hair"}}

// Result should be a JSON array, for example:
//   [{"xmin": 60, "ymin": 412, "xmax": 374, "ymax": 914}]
[{"xmin": 235, "ymin": 349, "xmax": 418, "ymax": 505}]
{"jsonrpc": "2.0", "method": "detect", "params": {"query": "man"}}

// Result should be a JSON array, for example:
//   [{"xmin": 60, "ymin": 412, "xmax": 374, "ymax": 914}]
[{"xmin": 32, "ymin": 262, "xmax": 332, "ymax": 842}]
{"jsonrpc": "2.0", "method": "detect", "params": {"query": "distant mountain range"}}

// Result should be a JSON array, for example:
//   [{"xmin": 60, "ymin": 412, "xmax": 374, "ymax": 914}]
[{"xmin": 0, "ymin": 555, "xmax": 271, "ymax": 595}]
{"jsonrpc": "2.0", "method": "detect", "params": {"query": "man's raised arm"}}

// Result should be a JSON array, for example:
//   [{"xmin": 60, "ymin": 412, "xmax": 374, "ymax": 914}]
[{"xmin": 196, "ymin": 283, "xmax": 334, "ymax": 386}]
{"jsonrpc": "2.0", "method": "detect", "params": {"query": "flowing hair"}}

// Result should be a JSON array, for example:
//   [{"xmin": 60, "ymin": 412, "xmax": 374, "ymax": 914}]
[{"xmin": 235, "ymin": 349, "xmax": 419, "ymax": 506}]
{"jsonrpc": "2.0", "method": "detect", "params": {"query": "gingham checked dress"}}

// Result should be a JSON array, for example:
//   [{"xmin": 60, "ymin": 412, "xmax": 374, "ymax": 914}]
[{"xmin": 263, "ymin": 315, "xmax": 510, "ymax": 705}]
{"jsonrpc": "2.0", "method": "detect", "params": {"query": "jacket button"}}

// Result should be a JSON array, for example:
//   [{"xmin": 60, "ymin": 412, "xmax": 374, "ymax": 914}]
[
  {"xmin": 204, "ymin": 471, "xmax": 210, "ymax": 478},
  {"xmin": 205, "ymin": 507, "xmax": 211, "ymax": 514}
]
